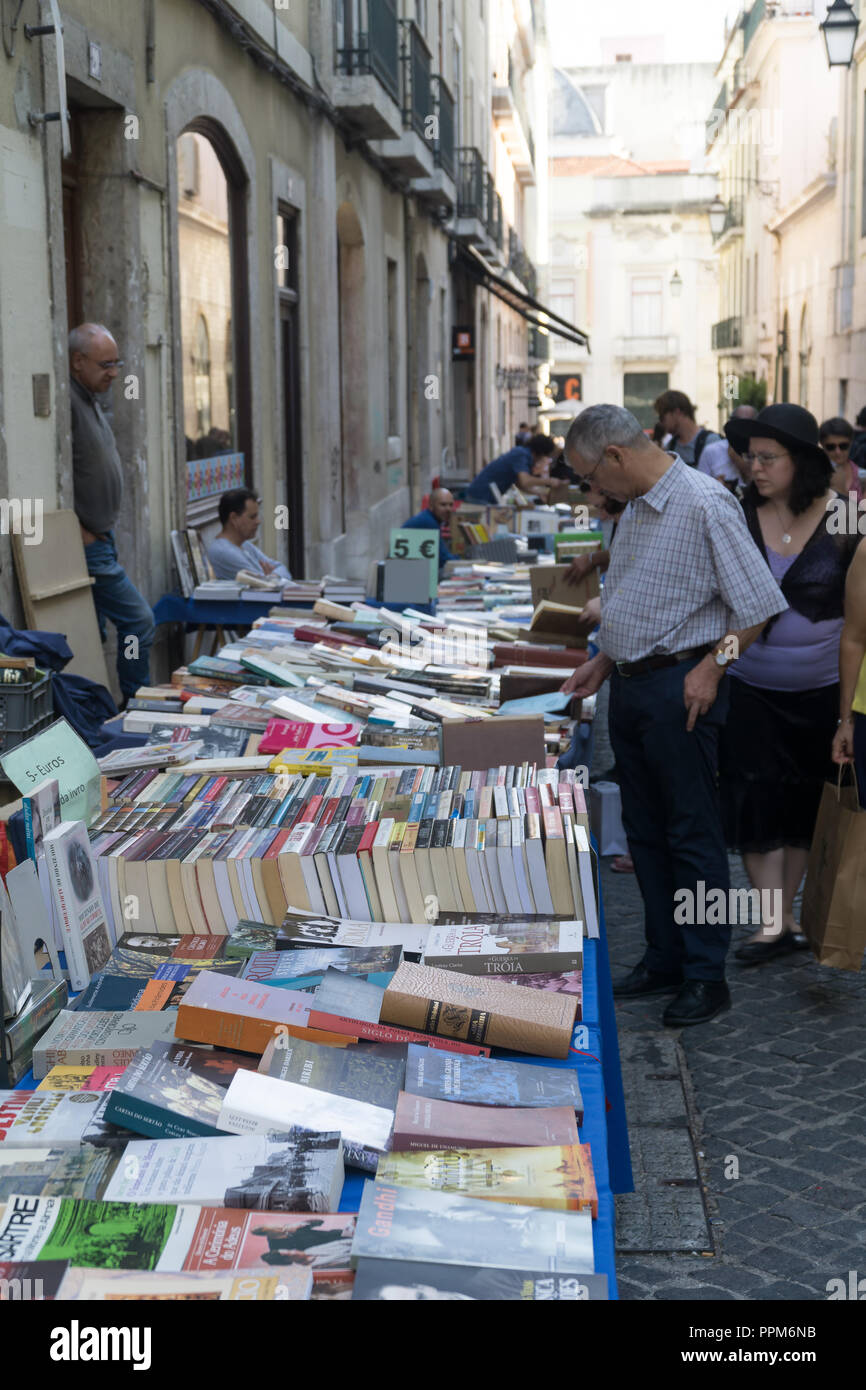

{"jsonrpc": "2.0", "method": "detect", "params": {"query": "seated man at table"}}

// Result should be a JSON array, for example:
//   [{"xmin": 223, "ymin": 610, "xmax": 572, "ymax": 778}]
[
  {"xmin": 208, "ymin": 488, "xmax": 292, "ymax": 582},
  {"xmin": 402, "ymin": 488, "xmax": 456, "ymax": 571},
  {"xmin": 464, "ymin": 434, "xmax": 557, "ymax": 503}
]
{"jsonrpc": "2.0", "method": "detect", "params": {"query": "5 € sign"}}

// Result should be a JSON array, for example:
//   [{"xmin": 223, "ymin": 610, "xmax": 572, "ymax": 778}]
[{"xmin": 389, "ymin": 528, "xmax": 438, "ymax": 601}]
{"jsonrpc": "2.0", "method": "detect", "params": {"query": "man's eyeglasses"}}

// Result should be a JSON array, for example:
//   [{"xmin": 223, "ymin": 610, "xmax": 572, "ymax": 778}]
[
  {"xmin": 823, "ymin": 442, "xmax": 851, "ymax": 454},
  {"xmin": 578, "ymin": 452, "xmax": 608, "ymax": 486},
  {"xmin": 88, "ymin": 357, "xmax": 124, "ymax": 370},
  {"xmin": 742, "ymin": 451, "xmax": 789, "ymax": 466}
]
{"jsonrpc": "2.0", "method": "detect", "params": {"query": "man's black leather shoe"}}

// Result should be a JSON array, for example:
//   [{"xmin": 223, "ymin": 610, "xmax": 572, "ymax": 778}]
[
  {"xmin": 612, "ymin": 962, "xmax": 684, "ymax": 998},
  {"xmin": 663, "ymin": 980, "xmax": 731, "ymax": 1027}
]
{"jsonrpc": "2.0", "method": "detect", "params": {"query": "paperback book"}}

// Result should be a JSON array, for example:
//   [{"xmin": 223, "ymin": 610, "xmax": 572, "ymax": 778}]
[
  {"xmin": 422, "ymin": 918, "xmax": 583, "ymax": 976},
  {"xmin": 43, "ymin": 821, "xmax": 113, "ymax": 991},
  {"xmin": 351, "ymin": 1258, "xmax": 608, "ymax": 1301},
  {"xmin": 54, "ymin": 1264, "xmax": 312, "ymax": 1300},
  {"xmin": 375, "ymin": 1142, "xmax": 598, "ymax": 1214},
  {"xmin": 390, "ymin": 1092, "xmax": 580, "ymax": 1152},
  {"xmin": 402, "ymin": 1044, "xmax": 583, "ymax": 1120},
  {"xmin": 32, "ymin": 1009, "xmax": 180, "ymax": 1081}
]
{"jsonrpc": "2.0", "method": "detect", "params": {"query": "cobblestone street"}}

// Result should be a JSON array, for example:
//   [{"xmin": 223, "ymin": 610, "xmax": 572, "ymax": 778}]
[{"xmin": 591, "ymin": 686, "xmax": 866, "ymax": 1301}]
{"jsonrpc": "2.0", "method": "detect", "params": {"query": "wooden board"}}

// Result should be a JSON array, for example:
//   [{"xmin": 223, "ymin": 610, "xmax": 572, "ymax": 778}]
[{"xmin": 13, "ymin": 510, "xmax": 111, "ymax": 690}]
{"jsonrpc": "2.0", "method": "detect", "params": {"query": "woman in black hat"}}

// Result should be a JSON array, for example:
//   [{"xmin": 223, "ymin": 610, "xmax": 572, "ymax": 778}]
[{"xmin": 719, "ymin": 404, "xmax": 861, "ymax": 965}]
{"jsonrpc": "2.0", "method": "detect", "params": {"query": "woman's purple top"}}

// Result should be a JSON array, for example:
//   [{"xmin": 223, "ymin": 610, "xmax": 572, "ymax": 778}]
[{"xmin": 731, "ymin": 549, "xmax": 842, "ymax": 692}]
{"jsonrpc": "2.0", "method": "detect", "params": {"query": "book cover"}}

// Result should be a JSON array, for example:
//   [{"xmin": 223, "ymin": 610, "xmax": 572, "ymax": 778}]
[
  {"xmin": 37, "ymin": 1065, "xmax": 125, "ymax": 1092},
  {"xmin": 351, "ymin": 1182, "xmax": 595, "ymax": 1273},
  {"xmin": 225, "ymin": 923, "xmax": 279, "ymax": 960},
  {"xmin": 32, "ymin": 1009, "xmax": 180, "ymax": 1081},
  {"xmin": 258, "ymin": 1036, "xmax": 405, "ymax": 1116},
  {"xmin": 375, "ymin": 1142, "xmax": 598, "ymax": 1214},
  {"xmin": 381, "ymin": 961, "xmax": 579, "ymax": 1060},
  {"xmin": 0, "ymin": 1259, "xmax": 70, "ymax": 1300},
  {"xmin": 402, "ymin": 1044, "xmax": 582, "ymax": 1119},
  {"xmin": 3, "ymin": 979, "xmax": 68, "ymax": 1064},
  {"xmin": 259, "ymin": 721, "xmax": 360, "ymax": 754},
  {"xmin": 217, "ymin": 1069, "xmax": 393, "ymax": 1171},
  {"xmin": 276, "ymin": 912, "xmax": 429, "ymax": 957},
  {"xmin": 22, "ymin": 777, "xmax": 61, "ymax": 861},
  {"xmin": 174, "ymin": 970, "xmax": 335, "ymax": 1055},
  {"xmin": 54, "ymin": 1264, "xmax": 312, "ymax": 1300},
  {"xmin": 390, "ymin": 1093, "xmax": 580, "ymax": 1152},
  {"xmin": 101, "ymin": 1131, "xmax": 344, "ymax": 1212},
  {"xmin": 43, "ymin": 820, "xmax": 112, "ymax": 991},
  {"xmin": 0, "ymin": 1089, "xmax": 106, "ymax": 1148},
  {"xmin": 351, "ymin": 1257, "xmax": 608, "ymax": 1301},
  {"xmin": 241, "ymin": 946, "xmax": 401, "ymax": 992},
  {"xmin": 102, "ymin": 1045, "xmax": 230, "ymax": 1139},
  {"xmin": 0, "ymin": 1145, "xmax": 118, "ymax": 1202},
  {"xmin": 422, "ymin": 919, "xmax": 583, "ymax": 976},
  {"xmin": 0, "ymin": 1194, "xmax": 356, "ymax": 1281}
]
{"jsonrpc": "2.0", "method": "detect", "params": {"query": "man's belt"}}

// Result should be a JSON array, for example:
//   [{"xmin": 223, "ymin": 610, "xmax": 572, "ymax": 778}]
[{"xmin": 615, "ymin": 643, "xmax": 714, "ymax": 678}]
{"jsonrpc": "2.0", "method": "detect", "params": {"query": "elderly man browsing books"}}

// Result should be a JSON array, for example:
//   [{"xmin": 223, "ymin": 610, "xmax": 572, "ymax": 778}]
[{"xmin": 560, "ymin": 405, "xmax": 787, "ymax": 1026}]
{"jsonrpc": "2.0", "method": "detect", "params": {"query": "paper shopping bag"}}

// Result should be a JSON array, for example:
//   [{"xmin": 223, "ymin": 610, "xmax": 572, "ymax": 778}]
[{"xmin": 802, "ymin": 773, "xmax": 866, "ymax": 971}]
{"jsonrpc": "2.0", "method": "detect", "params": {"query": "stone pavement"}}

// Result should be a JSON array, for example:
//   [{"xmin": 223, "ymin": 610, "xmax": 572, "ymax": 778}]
[{"xmin": 588, "ymin": 687, "xmax": 866, "ymax": 1302}]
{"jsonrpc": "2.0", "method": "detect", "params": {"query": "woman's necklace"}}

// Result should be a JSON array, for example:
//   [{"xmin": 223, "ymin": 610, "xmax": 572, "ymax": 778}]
[{"xmin": 772, "ymin": 502, "xmax": 794, "ymax": 545}]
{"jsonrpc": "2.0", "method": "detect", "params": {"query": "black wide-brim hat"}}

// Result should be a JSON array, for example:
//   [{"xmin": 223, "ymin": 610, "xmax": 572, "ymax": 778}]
[{"xmin": 724, "ymin": 403, "xmax": 831, "ymax": 470}]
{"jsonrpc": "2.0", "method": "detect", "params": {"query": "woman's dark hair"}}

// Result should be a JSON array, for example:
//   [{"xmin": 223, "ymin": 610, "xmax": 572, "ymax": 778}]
[
  {"xmin": 818, "ymin": 416, "xmax": 854, "ymax": 442},
  {"xmin": 744, "ymin": 449, "xmax": 832, "ymax": 516},
  {"xmin": 218, "ymin": 487, "xmax": 258, "ymax": 525},
  {"xmin": 528, "ymin": 433, "xmax": 556, "ymax": 457}
]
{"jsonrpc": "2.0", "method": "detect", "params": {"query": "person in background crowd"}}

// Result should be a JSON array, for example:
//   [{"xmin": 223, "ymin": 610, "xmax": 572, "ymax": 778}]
[
  {"xmin": 699, "ymin": 405, "xmax": 758, "ymax": 492},
  {"xmin": 69, "ymin": 322, "xmax": 155, "ymax": 703},
  {"xmin": 515, "ymin": 422, "xmax": 532, "ymax": 446},
  {"xmin": 832, "ymin": 539, "xmax": 866, "ymax": 803},
  {"xmin": 654, "ymin": 389, "xmax": 721, "ymax": 469},
  {"xmin": 849, "ymin": 406, "xmax": 866, "ymax": 471},
  {"xmin": 559, "ymin": 405, "xmax": 786, "ymax": 1026},
  {"xmin": 819, "ymin": 417, "xmax": 862, "ymax": 500},
  {"xmin": 402, "ymin": 488, "xmax": 456, "ymax": 571},
  {"xmin": 209, "ymin": 488, "xmax": 292, "ymax": 582},
  {"xmin": 720, "ymin": 405, "xmax": 860, "ymax": 965},
  {"xmin": 464, "ymin": 433, "xmax": 559, "ymax": 503}
]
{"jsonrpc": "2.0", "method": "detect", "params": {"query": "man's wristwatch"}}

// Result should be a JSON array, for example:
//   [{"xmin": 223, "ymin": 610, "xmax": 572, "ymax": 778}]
[{"xmin": 712, "ymin": 647, "xmax": 735, "ymax": 672}]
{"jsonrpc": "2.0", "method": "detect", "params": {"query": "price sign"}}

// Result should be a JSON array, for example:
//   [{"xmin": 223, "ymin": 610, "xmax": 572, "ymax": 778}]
[{"xmin": 389, "ymin": 528, "xmax": 438, "ymax": 601}]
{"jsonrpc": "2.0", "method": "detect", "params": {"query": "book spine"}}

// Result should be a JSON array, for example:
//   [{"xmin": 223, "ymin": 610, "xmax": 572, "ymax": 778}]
[
  {"xmin": 32, "ymin": 1042, "xmax": 155, "ymax": 1081},
  {"xmin": 22, "ymin": 799, "xmax": 36, "ymax": 860},
  {"xmin": 421, "ymin": 951, "xmax": 582, "ymax": 976},
  {"xmin": 306, "ymin": 1009, "xmax": 491, "ymax": 1056},
  {"xmin": 44, "ymin": 839, "xmax": 90, "ymax": 992},
  {"xmin": 380, "ymin": 991, "xmax": 574, "ymax": 1061},
  {"xmin": 4, "ymin": 982, "xmax": 69, "ymax": 1060}
]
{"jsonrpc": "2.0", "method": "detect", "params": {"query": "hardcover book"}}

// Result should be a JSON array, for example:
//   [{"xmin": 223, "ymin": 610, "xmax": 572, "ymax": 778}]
[
  {"xmin": 0, "ymin": 1194, "xmax": 356, "ymax": 1282},
  {"xmin": 381, "ymin": 961, "xmax": 579, "ymax": 1060},
  {"xmin": 43, "ymin": 821, "xmax": 112, "ymax": 991},
  {"xmin": 101, "ymin": 1131, "xmax": 345, "ymax": 1212},
  {"xmin": 217, "ymin": 1068, "xmax": 394, "ymax": 1172},
  {"xmin": 351, "ymin": 1257, "xmax": 608, "ymax": 1301},
  {"xmin": 32, "ymin": 1009, "xmax": 180, "ymax": 1081},
  {"xmin": 402, "ymin": 1044, "xmax": 583, "ymax": 1119},
  {"xmin": 390, "ymin": 1092, "xmax": 580, "ymax": 1152},
  {"xmin": 351, "ymin": 1182, "xmax": 595, "ymax": 1274},
  {"xmin": 375, "ymin": 1142, "xmax": 598, "ymax": 1214}
]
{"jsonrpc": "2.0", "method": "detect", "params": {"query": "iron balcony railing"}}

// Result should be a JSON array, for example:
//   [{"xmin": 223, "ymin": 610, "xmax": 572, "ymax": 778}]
[
  {"xmin": 706, "ymin": 80, "xmax": 728, "ymax": 143},
  {"xmin": 742, "ymin": 0, "xmax": 766, "ymax": 53},
  {"xmin": 713, "ymin": 197, "xmax": 744, "ymax": 240},
  {"xmin": 486, "ymin": 175, "xmax": 503, "ymax": 248},
  {"xmin": 431, "ymin": 75, "xmax": 455, "ymax": 179},
  {"xmin": 399, "ymin": 19, "xmax": 432, "ymax": 139},
  {"xmin": 711, "ymin": 316, "xmax": 743, "ymax": 350},
  {"xmin": 457, "ymin": 147, "xmax": 488, "ymax": 221},
  {"xmin": 508, "ymin": 227, "xmax": 536, "ymax": 292},
  {"xmin": 335, "ymin": 0, "xmax": 400, "ymax": 106}
]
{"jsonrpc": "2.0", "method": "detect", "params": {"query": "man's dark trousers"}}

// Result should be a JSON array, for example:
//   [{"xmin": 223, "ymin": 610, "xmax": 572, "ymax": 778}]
[{"xmin": 608, "ymin": 657, "xmax": 731, "ymax": 981}]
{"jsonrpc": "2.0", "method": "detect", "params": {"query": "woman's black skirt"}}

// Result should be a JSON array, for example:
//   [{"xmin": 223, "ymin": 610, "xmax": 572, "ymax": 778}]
[{"xmin": 719, "ymin": 677, "xmax": 839, "ymax": 854}]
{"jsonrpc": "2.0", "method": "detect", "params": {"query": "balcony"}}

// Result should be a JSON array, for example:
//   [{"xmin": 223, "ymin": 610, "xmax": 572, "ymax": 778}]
[
  {"xmin": 742, "ymin": 0, "xmax": 765, "ymax": 53},
  {"xmin": 711, "ymin": 317, "xmax": 743, "ymax": 351},
  {"xmin": 375, "ymin": 20, "xmax": 435, "ymax": 176},
  {"xmin": 491, "ymin": 51, "xmax": 536, "ymax": 184},
  {"xmin": 613, "ymin": 335, "xmax": 680, "ymax": 361},
  {"xmin": 333, "ymin": 0, "xmax": 402, "ymax": 140},
  {"xmin": 487, "ymin": 176, "xmax": 505, "ymax": 263},
  {"xmin": 528, "ymin": 326, "xmax": 549, "ymax": 362},
  {"xmin": 706, "ymin": 80, "xmax": 728, "ymax": 148},
  {"xmin": 410, "ymin": 75, "xmax": 456, "ymax": 209},
  {"xmin": 455, "ymin": 147, "xmax": 490, "ymax": 245},
  {"xmin": 712, "ymin": 197, "xmax": 744, "ymax": 243}
]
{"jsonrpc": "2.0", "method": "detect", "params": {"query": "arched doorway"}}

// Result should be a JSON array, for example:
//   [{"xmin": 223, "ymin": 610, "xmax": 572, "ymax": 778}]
[
  {"xmin": 336, "ymin": 201, "xmax": 367, "ymax": 532},
  {"xmin": 175, "ymin": 124, "xmax": 251, "ymax": 510}
]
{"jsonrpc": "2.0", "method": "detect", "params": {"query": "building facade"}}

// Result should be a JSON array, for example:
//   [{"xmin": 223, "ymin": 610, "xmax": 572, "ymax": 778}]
[
  {"xmin": 0, "ymin": 0, "xmax": 560, "ymax": 688},
  {"xmin": 549, "ymin": 60, "xmax": 719, "ymax": 429}
]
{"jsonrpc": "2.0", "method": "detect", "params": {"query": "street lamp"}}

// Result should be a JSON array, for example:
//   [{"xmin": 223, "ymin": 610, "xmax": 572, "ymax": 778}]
[
  {"xmin": 670, "ymin": 269, "xmax": 683, "ymax": 297},
  {"xmin": 820, "ymin": 0, "xmax": 859, "ymax": 68},
  {"xmin": 708, "ymin": 197, "xmax": 727, "ymax": 237}
]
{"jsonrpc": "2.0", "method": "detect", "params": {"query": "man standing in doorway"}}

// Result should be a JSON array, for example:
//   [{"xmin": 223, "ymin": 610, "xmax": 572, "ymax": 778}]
[
  {"xmin": 69, "ymin": 323, "xmax": 154, "ymax": 703},
  {"xmin": 654, "ymin": 389, "xmax": 721, "ymax": 469},
  {"xmin": 560, "ymin": 405, "xmax": 787, "ymax": 1026}
]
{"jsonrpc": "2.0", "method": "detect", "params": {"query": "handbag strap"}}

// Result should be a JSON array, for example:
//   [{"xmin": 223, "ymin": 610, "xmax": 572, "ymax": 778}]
[{"xmin": 836, "ymin": 762, "xmax": 862, "ymax": 810}]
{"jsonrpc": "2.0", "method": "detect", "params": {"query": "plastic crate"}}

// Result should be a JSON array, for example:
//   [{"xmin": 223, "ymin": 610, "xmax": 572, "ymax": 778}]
[{"xmin": 0, "ymin": 669, "xmax": 53, "ymax": 753}]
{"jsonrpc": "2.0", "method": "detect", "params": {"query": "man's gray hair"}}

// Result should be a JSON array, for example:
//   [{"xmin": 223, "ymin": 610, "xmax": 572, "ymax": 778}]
[
  {"xmin": 68, "ymin": 323, "xmax": 114, "ymax": 356},
  {"xmin": 565, "ymin": 404, "xmax": 649, "ymax": 467}
]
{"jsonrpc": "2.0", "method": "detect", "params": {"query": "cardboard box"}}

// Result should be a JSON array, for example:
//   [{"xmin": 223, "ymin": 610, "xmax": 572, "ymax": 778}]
[{"xmin": 439, "ymin": 713, "xmax": 546, "ymax": 771}]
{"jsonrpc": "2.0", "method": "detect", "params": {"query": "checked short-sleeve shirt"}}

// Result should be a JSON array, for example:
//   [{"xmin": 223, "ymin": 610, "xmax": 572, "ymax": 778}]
[{"xmin": 597, "ymin": 456, "xmax": 788, "ymax": 663}]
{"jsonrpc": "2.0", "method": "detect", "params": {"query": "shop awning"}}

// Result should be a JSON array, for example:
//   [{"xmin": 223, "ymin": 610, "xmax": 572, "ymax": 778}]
[{"xmin": 452, "ymin": 241, "xmax": 591, "ymax": 351}]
